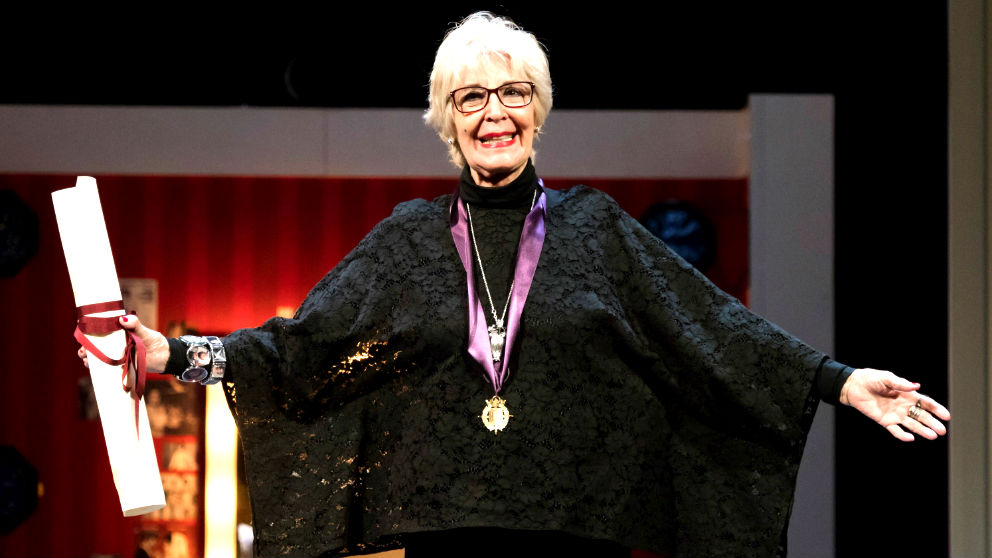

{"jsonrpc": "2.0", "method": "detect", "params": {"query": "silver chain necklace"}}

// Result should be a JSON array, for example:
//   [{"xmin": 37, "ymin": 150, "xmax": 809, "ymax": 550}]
[{"xmin": 465, "ymin": 189, "xmax": 537, "ymax": 366}]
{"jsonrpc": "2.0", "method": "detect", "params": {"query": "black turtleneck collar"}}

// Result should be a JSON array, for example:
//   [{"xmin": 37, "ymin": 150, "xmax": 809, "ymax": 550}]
[{"xmin": 459, "ymin": 159, "xmax": 539, "ymax": 208}]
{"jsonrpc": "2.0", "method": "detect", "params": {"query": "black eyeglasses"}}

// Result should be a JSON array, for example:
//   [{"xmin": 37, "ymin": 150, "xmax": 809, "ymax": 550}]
[{"xmin": 449, "ymin": 81, "xmax": 535, "ymax": 114}]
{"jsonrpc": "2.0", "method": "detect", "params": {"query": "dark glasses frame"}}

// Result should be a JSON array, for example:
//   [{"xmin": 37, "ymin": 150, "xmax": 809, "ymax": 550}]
[{"xmin": 449, "ymin": 81, "xmax": 536, "ymax": 114}]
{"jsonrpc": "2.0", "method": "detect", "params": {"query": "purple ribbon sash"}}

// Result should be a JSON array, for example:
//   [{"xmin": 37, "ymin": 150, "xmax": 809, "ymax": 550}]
[{"xmin": 449, "ymin": 180, "xmax": 547, "ymax": 395}]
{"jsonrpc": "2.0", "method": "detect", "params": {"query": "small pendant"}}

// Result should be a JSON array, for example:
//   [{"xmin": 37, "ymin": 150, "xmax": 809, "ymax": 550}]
[
  {"xmin": 488, "ymin": 324, "xmax": 506, "ymax": 363},
  {"xmin": 480, "ymin": 395, "xmax": 512, "ymax": 434}
]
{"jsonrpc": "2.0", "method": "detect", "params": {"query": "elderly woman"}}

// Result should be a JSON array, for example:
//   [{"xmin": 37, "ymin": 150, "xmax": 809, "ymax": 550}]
[{"xmin": 82, "ymin": 12, "xmax": 948, "ymax": 558}]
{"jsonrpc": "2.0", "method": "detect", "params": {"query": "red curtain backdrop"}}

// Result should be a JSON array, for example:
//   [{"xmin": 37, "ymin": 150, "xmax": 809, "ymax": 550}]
[{"xmin": 0, "ymin": 174, "xmax": 745, "ymax": 557}]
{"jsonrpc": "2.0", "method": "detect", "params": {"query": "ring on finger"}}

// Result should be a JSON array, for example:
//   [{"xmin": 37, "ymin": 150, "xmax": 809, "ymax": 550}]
[{"xmin": 908, "ymin": 403, "xmax": 923, "ymax": 421}]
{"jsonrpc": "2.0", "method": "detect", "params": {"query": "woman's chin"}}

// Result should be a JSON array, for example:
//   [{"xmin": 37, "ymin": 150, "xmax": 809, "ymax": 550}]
[{"xmin": 471, "ymin": 161, "xmax": 527, "ymax": 187}]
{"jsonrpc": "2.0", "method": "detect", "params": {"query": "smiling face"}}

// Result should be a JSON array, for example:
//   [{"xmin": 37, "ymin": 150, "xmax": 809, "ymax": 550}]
[{"xmin": 452, "ymin": 66, "xmax": 536, "ymax": 188}]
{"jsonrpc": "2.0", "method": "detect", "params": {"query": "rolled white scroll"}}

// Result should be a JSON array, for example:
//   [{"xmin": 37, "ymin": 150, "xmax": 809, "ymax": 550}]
[{"xmin": 52, "ymin": 176, "xmax": 165, "ymax": 516}]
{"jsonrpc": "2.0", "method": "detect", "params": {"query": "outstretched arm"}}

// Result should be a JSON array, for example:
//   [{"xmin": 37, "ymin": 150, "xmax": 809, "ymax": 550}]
[{"xmin": 839, "ymin": 368, "xmax": 951, "ymax": 441}]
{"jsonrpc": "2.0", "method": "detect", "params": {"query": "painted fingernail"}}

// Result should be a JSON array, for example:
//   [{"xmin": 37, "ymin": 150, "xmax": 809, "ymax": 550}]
[{"xmin": 121, "ymin": 316, "xmax": 129, "ymax": 323}]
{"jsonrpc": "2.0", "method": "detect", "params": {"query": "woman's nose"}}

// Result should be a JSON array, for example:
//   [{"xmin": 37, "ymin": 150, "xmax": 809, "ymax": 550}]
[{"xmin": 484, "ymin": 91, "xmax": 505, "ymax": 119}]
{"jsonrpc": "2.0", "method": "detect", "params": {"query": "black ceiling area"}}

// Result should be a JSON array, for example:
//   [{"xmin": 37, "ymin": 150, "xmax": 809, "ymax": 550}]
[
  {"xmin": 4, "ymin": 5, "xmax": 867, "ymax": 110},
  {"xmin": 1, "ymin": 4, "xmax": 950, "ymax": 557}
]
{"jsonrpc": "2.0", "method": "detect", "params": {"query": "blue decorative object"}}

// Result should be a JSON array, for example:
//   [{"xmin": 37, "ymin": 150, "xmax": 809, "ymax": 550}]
[
  {"xmin": 0, "ymin": 190, "xmax": 39, "ymax": 278},
  {"xmin": 0, "ymin": 445, "xmax": 38, "ymax": 534},
  {"xmin": 639, "ymin": 200, "xmax": 716, "ymax": 272}
]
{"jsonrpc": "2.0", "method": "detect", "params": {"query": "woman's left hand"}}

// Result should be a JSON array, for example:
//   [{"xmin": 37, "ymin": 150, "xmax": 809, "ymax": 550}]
[{"xmin": 839, "ymin": 368, "xmax": 951, "ymax": 441}]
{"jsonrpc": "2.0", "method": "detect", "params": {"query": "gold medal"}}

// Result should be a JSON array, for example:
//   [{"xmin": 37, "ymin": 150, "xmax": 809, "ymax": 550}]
[{"xmin": 480, "ymin": 395, "xmax": 512, "ymax": 434}]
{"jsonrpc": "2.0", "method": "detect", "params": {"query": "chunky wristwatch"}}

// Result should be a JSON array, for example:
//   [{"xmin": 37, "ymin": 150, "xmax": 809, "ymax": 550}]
[{"xmin": 178, "ymin": 335, "xmax": 226, "ymax": 385}]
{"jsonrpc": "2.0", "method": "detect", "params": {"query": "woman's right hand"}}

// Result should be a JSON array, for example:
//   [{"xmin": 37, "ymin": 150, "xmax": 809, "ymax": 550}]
[{"xmin": 76, "ymin": 315, "xmax": 171, "ymax": 374}]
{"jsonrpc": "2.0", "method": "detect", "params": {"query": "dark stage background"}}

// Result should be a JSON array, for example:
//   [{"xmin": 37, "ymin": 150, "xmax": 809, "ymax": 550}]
[{"xmin": 0, "ymin": 4, "xmax": 948, "ymax": 557}]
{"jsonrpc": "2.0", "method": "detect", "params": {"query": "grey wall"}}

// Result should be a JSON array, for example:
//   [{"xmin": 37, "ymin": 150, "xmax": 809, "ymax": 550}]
[
  {"xmin": 0, "ymin": 106, "xmax": 747, "ymax": 178},
  {"xmin": 749, "ymin": 95, "xmax": 836, "ymax": 557},
  {"xmin": 948, "ymin": 0, "xmax": 991, "ymax": 554}
]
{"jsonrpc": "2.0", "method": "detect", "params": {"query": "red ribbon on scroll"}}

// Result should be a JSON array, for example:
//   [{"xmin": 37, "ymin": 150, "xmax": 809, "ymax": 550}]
[{"xmin": 73, "ymin": 301, "xmax": 147, "ymax": 436}]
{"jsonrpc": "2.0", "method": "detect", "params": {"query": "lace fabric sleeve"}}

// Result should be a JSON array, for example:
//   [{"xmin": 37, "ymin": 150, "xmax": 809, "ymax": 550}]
[
  {"xmin": 220, "ymin": 214, "xmax": 401, "ymax": 422},
  {"xmin": 590, "ymin": 189, "xmax": 823, "ymax": 557},
  {"xmin": 604, "ymin": 194, "xmax": 823, "ymax": 445}
]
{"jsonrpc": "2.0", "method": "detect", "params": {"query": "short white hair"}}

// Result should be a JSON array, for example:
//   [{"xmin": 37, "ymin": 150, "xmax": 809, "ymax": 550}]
[{"xmin": 423, "ymin": 12, "xmax": 553, "ymax": 169}]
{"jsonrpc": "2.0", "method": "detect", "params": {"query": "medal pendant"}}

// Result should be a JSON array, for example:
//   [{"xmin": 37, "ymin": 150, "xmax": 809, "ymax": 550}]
[
  {"xmin": 488, "ymin": 324, "xmax": 506, "ymax": 363},
  {"xmin": 480, "ymin": 395, "xmax": 512, "ymax": 434}
]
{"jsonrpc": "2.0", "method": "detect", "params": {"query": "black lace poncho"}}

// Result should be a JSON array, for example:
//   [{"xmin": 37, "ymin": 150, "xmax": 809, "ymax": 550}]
[{"xmin": 213, "ymin": 165, "xmax": 841, "ymax": 557}]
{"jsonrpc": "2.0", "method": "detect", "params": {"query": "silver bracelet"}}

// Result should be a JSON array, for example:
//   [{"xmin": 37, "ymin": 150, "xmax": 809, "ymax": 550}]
[
  {"xmin": 202, "ymin": 336, "xmax": 226, "ymax": 385},
  {"xmin": 177, "ymin": 335, "xmax": 226, "ymax": 385}
]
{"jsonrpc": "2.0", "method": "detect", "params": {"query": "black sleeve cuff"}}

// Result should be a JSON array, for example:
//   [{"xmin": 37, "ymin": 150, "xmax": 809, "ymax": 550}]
[
  {"xmin": 816, "ymin": 358, "xmax": 855, "ymax": 406},
  {"xmin": 165, "ymin": 337, "xmax": 188, "ymax": 377}
]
